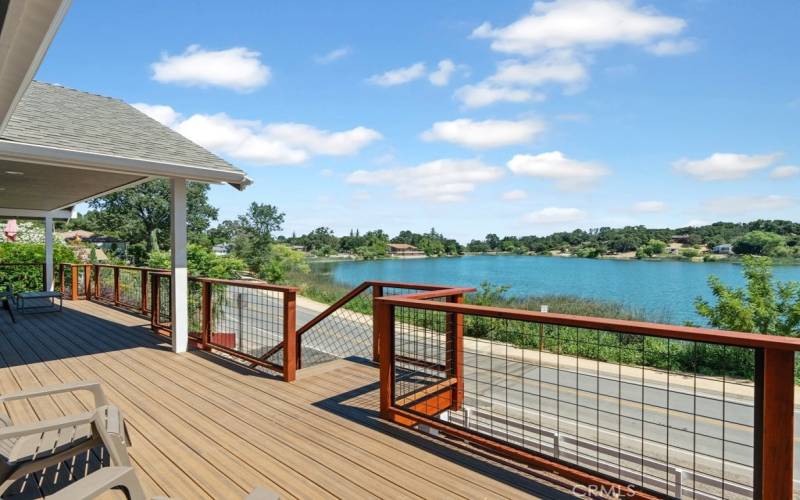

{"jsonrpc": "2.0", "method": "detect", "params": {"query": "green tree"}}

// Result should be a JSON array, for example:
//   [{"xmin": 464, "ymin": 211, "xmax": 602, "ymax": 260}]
[
  {"xmin": 732, "ymin": 231, "xmax": 784, "ymax": 256},
  {"xmin": 680, "ymin": 248, "xmax": 700, "ymax": 259},
  {"xmin": 467, "ymin": 239, "xmax": 490, "ymax": 253},
  {"xmin": 355, "ymin": 230, "xmax": 389, "ymax": 259},
  {"xmin": 301, "ymin": 227, "xmax": 338, "ymax": 253},
  {"xmin": 259, "ymin": 244, "xmax": 310, "ymax": 283},
  {"xmin": 238, "ymin": 203, "xmax": 284, "ymax": 244},
  {"xmin": 83, "ymin": 179, "xmax": 218, "ymax": 253},
  {"xmin": 485, "ymin": 233, "xmax": 501, "ymax": 250},
  {"xmin": 636, "ymin": 239, "xmax": 667, "ymax": 258},
  {"xmin": 695, "ymin": 256, "xmax": 800, "ymax": 336},
  {"xmin": 146, "ymin": 244, "xmax": 246, "ymax": 279}
]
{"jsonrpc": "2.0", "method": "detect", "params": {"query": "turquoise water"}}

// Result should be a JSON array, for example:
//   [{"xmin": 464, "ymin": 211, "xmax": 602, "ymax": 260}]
[{"xmin": 317, "ymin": 255, "xmax": 800, "ymax": 324}]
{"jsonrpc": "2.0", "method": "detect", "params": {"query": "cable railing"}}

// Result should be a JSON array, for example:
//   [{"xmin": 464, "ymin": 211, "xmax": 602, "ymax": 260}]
[
  {"xmin": 59, "ymin": 263, "xmax": 92, "ymax": 300},
  {"xmin": 149, "ymin": 271, "xmax": 298, "ymax": 381},
  {"xmin": 90, "ymin": 264, "xmax": 157, "ymax": 315},
  {"xmin": 374, "ymin": 294, "xmax": 800, "ymax": 499},
  {"xmin": 280, "ymin": 281, "xmax": 474, "ymax": 369}
]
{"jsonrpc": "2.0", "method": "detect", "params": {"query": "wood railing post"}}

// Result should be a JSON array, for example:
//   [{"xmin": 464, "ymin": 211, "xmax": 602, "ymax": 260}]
[
  {"xmin": 446, "ymin": 294, "xmax": 464, "ymax": 411},
  {"xmin": 83, "ymin": 265, "xmax": 91, "ymax": 298},
  {"xmin": 754, "ymin": 347, "xmax": 795, "ymax": 499},
  {"xmin": 140, "ymin": 269, "xmax": 149, "ymax": 315},
  {"xmin": 376, "ymin": 299, "xmax": 394, "ymax": 419},
  {"xmin": 372, "ymin": 285, "xmax": 384, "ymax": 363},
  {"xmin": 60, "ymin": 264, "xmax": 65, "ymax": 297},
  {"xmin": 113, "ymin": 267, "xmax": 120, "ymax": 306},
  {"xmin": 200, "ymin": 281, "xmax": 212, "ymax": 350},
  {"xmin": 93, "ymin": 265, "xmax": 100, "ymax": 300},
  {"xmin": 150, "ymin": 275, "xmax": 160, "ymax": 332},
  {"xmin": 41, "ymin": 263, "xmax": 47, "ymax": 292},
  {"xmin": 282, "ymin": 290, "xmax": 297, "ymax": 382},
  {"xmin": 70, "ymin": 265, "xmax": 78, "ymax": 301}
]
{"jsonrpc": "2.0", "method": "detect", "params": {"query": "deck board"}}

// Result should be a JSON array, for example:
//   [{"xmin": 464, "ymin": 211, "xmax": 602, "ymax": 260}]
[{"xmin": 0, "ymin": 300, "xmax": 573, "ymax": 499}]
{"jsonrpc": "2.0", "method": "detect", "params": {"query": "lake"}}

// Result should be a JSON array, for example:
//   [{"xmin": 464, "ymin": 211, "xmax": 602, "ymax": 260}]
[{"xmin": 314, "ymin": 255, "xmax": 800, "ymax": 324}]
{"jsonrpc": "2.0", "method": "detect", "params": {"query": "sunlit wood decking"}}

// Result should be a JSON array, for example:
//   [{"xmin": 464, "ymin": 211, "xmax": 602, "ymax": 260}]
[{"xmin": 0, "ymin": 300, "xmax": 572, "ymax": 499}]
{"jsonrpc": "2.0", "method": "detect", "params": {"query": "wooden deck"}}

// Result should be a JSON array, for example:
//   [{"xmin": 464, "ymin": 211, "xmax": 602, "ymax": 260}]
[{"xmin": 0, "ymin": 300, "xmax": 575, "ymax": 499}]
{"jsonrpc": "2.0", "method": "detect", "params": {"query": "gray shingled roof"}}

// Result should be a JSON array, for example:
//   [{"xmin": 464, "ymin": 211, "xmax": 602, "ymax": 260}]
[{"xmin": 1, "ymin": 81, "xmax": 243, "ymax": 174}]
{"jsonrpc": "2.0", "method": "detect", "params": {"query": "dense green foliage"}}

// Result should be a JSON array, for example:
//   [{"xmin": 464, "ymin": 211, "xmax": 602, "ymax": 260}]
[
  {"xmin": 695, "ymin": 256, "xmax": 800, "ymax": 336},
  {"xmin": 277, "ymin": 227, "xmax": 461, "ymax": 257},
  {"xmin": 463, "ymin": 220, "xmax": 800, "ymax": 259},
  {"xmin": 0, "ymin": 242, "xmax": 76, "ymax": 292},
  {"xmin": 67, "ymin": 179, "xmax": 219, "ymax": 262},
  {"xmin": 146, "ymin": 244, "xmax": 246, "ymax": 279},
  {"xmin": 205, "ymin": 202, "xmax": 308, "ymax": 283}
]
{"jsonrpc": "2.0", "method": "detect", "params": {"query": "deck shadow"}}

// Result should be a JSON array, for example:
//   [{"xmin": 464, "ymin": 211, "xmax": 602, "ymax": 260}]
[{"xmin": 313, "ymin": 379, "xmax": 576, "ymax": 499}]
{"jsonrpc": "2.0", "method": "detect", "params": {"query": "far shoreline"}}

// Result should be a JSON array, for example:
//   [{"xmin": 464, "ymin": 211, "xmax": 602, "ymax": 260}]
[{"xmin": 308, "ymin": 252, "xmax": 800, "ymax": 266}]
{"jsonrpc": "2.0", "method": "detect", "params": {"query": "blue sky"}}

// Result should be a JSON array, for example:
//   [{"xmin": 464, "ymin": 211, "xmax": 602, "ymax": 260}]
[{"xmin": 37, "ymin": 0, "xmax": 800, "ymax": 242}]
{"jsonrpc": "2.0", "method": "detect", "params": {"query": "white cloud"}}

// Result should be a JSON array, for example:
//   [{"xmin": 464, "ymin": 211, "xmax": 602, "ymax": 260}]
[
  {"xmin": 770, "ymin": 165, "xmax": 800, "ymax": 179},
  {"xmin": 489, "ymin": 52, "xmax": 588, "ymax": 91},
  {"xmin": 673, "ymin": 152, "xmax": 781, "ymax": 181},
  {"xmin": 151, "ymin": 45, "xmax": 270, "ymax": 92},
  {"xmin": 508, "ymin": 151, "xmax": 609, "ymax": 190},
  {"xmin": 262, "ymin": 123, "xmax": 382, "ymax": 156},
  {"xmin": 315, "ymin": 46, "xmax": 351, "ymax": 64},
  {"xmin": 502, "ymin": 189, "xmax": 528, "ymax": 201},
  {"xmin": 704, "ymin": 195, "xmax": 796, "ymax": 215},
  {"xmin": 472, "ymin": 0, "xmax": 687, "ymax": 56},
  {"xmin": 686, "ymin": 219, "xmax": 708, "ymax": 227},
  {"xmin": 429, "ymin": 59, "xmax": 457, "ymax": 86},
  {"xmin": 421, "ymin": 118, "xmax": 545, "ymax": 149},
  {"xmin": 150, "ymin": 110, "xmax": 382, "ymax": 166},
  {"xmin": 455, "ymin": 52, "xmax": 586, "ymax": 108},
  {"xmin": 524, "ymin": 207, "xmax": 587, "ymax": 224},
  {"xmin": 132, "ymin": 103, "xmax": 182, "ymax": 127},
  {"xmin": 346, "ymin": 159, "xmax": 504, "ymax": 202},
  {"xmin": 646, "ymin": 38, "xmax": 697, "ymax": 56},
  {"xmin": 463, "ymin": 1, "xmax": 692, "ymax": 106},
  {"xmin": 367, "ymin": 62, "xmax": 427, "ymax": 86},
  {"xmin": 632, "ymin": 200, "xmax": 667, "ymax": 213},
  {"xmin": 455, "ymin": 83, "xmax": 542, "ymax": 108}
]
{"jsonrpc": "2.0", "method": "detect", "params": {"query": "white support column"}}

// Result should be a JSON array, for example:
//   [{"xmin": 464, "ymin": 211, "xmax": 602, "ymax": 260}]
[
  {"xmin": 170, "ymin": 178, "xmax": 189, "ymax": 353},
  {"xmin": 44, "ymin": 215, "xmax": 54, "ymax": 291}
]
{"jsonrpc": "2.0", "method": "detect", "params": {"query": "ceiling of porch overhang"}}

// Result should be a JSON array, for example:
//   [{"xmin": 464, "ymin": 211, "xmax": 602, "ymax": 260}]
[{"xmin": 0, "ymin": 160, "xmax": 145, "ymax": 211}]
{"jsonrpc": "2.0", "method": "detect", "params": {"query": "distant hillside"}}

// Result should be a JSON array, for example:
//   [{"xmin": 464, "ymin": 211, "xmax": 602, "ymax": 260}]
[{"xmin": 465, "ymin": 220, "xmax": 800, "ymax": 259}]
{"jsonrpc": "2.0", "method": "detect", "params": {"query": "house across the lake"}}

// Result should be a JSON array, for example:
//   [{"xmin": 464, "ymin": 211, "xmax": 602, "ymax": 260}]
[
  {"xmin": 712, "ymin": 243, "xmax": 734, "ymax": 254},
  {"xmin": 212, "ymin": 243, "xmax": 231, "ymax": 256},
  {"xmin": 388, "ymin": 243, "xmax": 425, "ymax": 258}
]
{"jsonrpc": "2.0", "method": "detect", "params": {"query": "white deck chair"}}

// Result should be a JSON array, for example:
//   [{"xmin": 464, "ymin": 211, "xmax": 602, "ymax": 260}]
[
  {"xmin": 0, "ymin": 381, "xmax": 131, "ymax": 494},
  {"xmin": 49, "ymin": 468, "xmax": 280, "ymax": 500}
]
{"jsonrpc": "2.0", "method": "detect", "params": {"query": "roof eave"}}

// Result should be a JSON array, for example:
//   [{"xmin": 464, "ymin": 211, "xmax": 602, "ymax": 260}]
[
  {"xmin": 0, "ymin": 0, "xmax": 72, "ymax": 133},
  {"xmin": 0, "ymin": 139, "xmax": 250, "ymax": 188}
]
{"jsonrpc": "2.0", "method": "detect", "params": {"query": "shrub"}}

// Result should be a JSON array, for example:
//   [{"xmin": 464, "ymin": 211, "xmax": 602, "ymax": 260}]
[
  {"xmin": 695, "ymin": 256, "xmax": 800, "ymax": 336},
  {"xmin": 680, "ymin": 248, "xmax": 700, "ymax": 258},
  {"xmin": 636, "ymin": 239, "xmax": 667, "ymax": 258},
  {"xmin": 732, "ymin": 231, "xmax": 784, "ymax": 256},
  {"xmin": 0, "ymin": 242, "xmax": 76, "ymax": 291},
  {"xmin": 146, "ymin": 244, "xmax": 246, "ymax": 279},
  {"xmin": 258, "ymin": 244, "xmax": 310, "ymax": 283}
]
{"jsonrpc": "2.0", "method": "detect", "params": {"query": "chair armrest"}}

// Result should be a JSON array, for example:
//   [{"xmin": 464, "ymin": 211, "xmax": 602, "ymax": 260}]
[
  {"xmin": 47, "ymin": 466, "xmax": 146, "ymax": 500},
  {"xmin": 0, "ymin": 411, "xmax": 97, "ymax": 440},
  {"xmin": 0, "ymin": 381, "xmax": 108, "ymax": 407}
]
